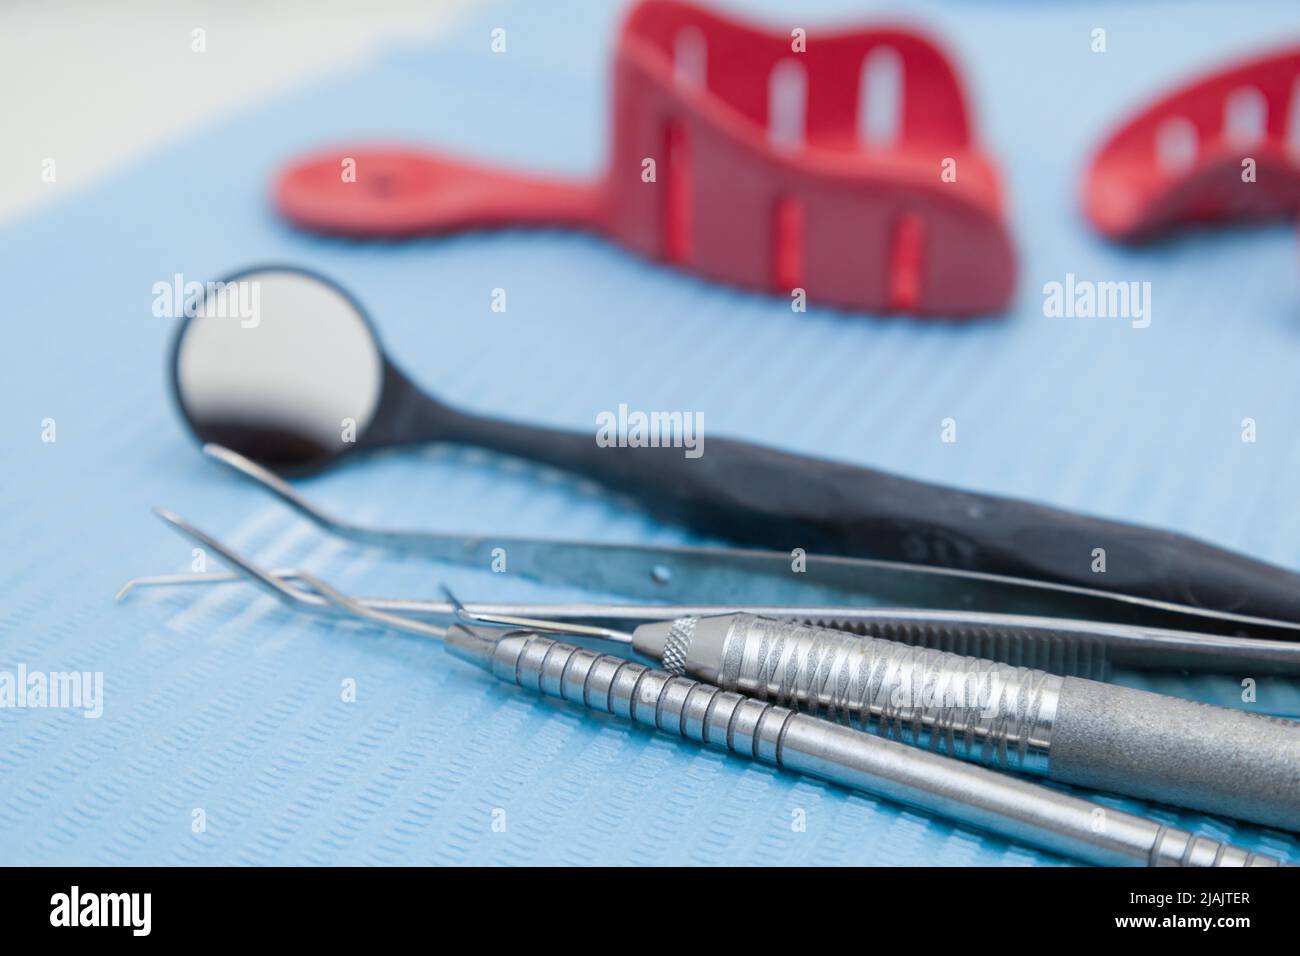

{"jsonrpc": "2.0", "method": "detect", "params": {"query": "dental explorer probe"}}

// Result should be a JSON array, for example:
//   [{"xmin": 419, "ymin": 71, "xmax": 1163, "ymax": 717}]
[
  {"xmin": 121, "ymin": 559, "xmax": 1300, "ymax": 831},
  {"xmin": 431, "ymin": 600, "xmax": 1300, "ymax": 833},
  {"xmin": 146, "ymin": 509, "xmax": 1285, "ymax": 867},
  {"xmin": 199, "ymin": 443, "xmax": 1300, "ymax": 645},
  {"xmin": 116, "ymin": 569, "xmax": 1300, "ymax": 679}
]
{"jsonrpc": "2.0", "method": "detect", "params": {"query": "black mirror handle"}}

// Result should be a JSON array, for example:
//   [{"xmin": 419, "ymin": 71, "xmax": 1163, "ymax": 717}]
[{"xmin": 432, "ymin": 404, "xmax": 1300, "ymax": 625}]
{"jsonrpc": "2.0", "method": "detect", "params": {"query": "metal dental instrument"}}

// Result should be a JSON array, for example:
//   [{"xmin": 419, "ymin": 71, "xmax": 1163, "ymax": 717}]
[
  {"xmin": 144, "ymin": 509, "xmax": 1287, "ymax": 867},
  {"xmin": 171, "ymin": 268, "xmax": 1300, "ymax": 624},
  {"xmin": 193, "ymin": 443, "xmax": 1300, "ymax": 655},
  {"xmin": 117, "ymin": 568, "xmax": 1300, "ymax": 680},
  {"xmin": 129, "ymin": 526, "xmax": 1300, "ymax": 833},
  {"xmin": 627, "ymin": 613, "xmax": 1300, "ymax": 833},
  {"xmin": 436, "ymin": 593, "xmax": 1300, "ymax": 834}
]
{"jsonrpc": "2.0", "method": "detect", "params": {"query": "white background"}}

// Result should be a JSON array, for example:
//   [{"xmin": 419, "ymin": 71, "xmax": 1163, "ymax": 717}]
[{"xmin": 0, "ymin": 0, "xmax": 474, "ymax": 223}]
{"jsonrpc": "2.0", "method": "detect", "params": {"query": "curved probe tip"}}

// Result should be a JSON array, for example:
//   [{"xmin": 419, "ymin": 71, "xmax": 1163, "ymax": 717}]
[
  {"xmin": 201, "ymin": 444, "xmax": 338, "ymax": 530},
  {"xmin": 150, "ymin": 507, "xmax": 316, "ymax": 611},
  {"xmin": 144, "ymin": 507, "xmax": 446, "ymax": 641}
]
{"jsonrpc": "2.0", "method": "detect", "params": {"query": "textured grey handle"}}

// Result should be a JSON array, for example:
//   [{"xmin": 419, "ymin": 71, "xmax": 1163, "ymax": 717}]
[
  {"xmin": 1051, "ymin": 678, "xmax": 1300, "ymax": 832},
  {"xmin": 643, "ymin": 614, "xmax": 1300, "ymax": 831},
  {"xmin": 444, "ymin": 626, "xmax": 1283, "ymax": 866},
  {"xmin": 704, "ymin": 614, "xmax": 1063, "ymax": 773},
  {"xmin": 802, "ymin": 613, "xmax": 1110, "ymax": 680}
]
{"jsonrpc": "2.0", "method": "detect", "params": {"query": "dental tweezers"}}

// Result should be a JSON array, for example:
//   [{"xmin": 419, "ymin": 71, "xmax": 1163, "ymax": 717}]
[
  {"xmin": 179, "ymin": 444, "xmax": 1300, "ymax": 677},
  {"xmin": 140, "ymin": 512, "xmax": 1288, "ymax": 867},
  {"xmin": 124, "ymin": 447, "xmax": 1300, "ymax": 831},
  {"xmin": 126, "ymin": 553, "xmax": 1300, "ymax": 832}
]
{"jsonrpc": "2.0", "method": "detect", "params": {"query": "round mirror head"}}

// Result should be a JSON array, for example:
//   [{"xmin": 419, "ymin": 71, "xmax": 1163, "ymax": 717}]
[{"xmin": 171, "ymin": 267, "xmax": 385, "ymax": 473}]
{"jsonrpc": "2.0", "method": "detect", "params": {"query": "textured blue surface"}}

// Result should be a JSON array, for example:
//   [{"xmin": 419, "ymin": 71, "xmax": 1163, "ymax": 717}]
[{"xmin": 2, "ymin": 0, "xmax": 1300, "ymax": 865}]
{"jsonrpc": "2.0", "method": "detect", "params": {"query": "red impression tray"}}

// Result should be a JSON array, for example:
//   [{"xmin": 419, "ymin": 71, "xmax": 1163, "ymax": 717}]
[
  {"xmin": 274, "ymin": 0, "xmax": 1016, "ymax": 316},
  {"xmin": 1084, "ymin": 47, "xmax": 1300, "ymax": 241}
]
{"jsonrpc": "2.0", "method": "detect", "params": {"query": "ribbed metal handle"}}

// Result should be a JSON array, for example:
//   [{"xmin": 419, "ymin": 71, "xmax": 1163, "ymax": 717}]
[
  {"xmin": 708, "ymin": 614, "xmax": 1064, "ymax": 773},
  {"xmin": 490, "ymin": 630, "xmax": 792, "ymax": 759},
  {"xmin": 453, "ymin": 628, "xmax": 1282, "ymax": 867}
]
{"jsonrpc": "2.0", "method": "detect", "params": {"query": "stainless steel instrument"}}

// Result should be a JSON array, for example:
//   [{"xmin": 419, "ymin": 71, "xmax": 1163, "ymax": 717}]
[
  {"xmin": 129, "ymin": 444, "xmax": 1300, "ymax": 680},
  {"xmin": 116, "ymin": 569, "xmax": 1300, "ymax": 679},
  {"xmin": 628, "ymin": 613, "xmax": 1300, "ymax": 831},
  {"xmin": 130, "ymin": 511, "xmax": 1289, "ymax": 867},
  {"xmin": 450, "ymin": 625, "xmax": 1281, "ymax": 867},
  {"xmin": 410, "ymin": 598, "xmax": 1299, "ymax": 831},
  {"xmin": 133, "ymin": 510, "xmax": 1300, "ymax": 834}
]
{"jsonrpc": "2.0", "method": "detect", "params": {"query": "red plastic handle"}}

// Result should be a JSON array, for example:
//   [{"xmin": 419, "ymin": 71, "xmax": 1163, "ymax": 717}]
[{"xmin": 274, "ymin": 147, "xmax": 603, "ymax": 238}]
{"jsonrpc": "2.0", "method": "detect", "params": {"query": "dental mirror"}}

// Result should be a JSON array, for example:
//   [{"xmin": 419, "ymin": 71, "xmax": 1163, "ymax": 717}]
[
  {"xmin": 172, "ymin": 267, "xmax": 388, "ymax": 472},
  {"xmin": 166, "ymin": 266, "xmax": 1300, "ymax": 626},
  {"xmin": 176, "ymin": 266, "xmax": 665, "ymax": 481},
  {"xmin": 172, "ymin": 266, "xmax": 646, "ymax": 479}
]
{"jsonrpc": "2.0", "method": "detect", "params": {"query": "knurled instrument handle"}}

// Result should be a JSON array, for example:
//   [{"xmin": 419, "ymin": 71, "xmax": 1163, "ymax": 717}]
[
  {"xmin": 649, "ymin": 613, "xmax": 1064, "ymax": 773},
  {"xmin": 640, "ymin": 613, "xmax": 1300, "ymax": 831},
  {"xmin": 444, "ymin": 624, "xmax": 1282, "ymax": 866}
]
